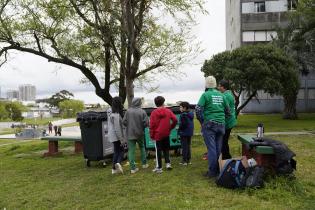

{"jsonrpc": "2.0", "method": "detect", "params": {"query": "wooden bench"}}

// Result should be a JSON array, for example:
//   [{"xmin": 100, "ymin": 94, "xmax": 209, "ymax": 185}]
[
  {"xmin": 237, "ymin": 135, "xmax": 275, "ymax": 169},
  {"xmin": 41, "ymin": 136, "xmax": 82, "ymax": 157}
]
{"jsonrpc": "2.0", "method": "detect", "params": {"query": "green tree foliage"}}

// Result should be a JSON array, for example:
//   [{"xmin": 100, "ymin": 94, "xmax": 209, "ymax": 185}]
[
  {"xmin": 273, "ymin": 0, "xmax": 315, "ymax": 74},
  {"xmin": 58, "ymin": 99, "xmax": 84, "ymax": 118},
  {"xmin": 201, "ymin": 44, "xmax": 299, "ymax": 119},
  {"xmin": 0, "ymin": 102, "xmax": 9, "ymax": 120},
  {"xmin": 37, "ymin": 90, "xmax": 74, "ymax": 108},
  {"xmin": 0, "ymin": 0, "xmax": 205, "ymax": 106},
  {"xmin": 4, "ymin": 101, "xmax": 27, "ymax": 121}
]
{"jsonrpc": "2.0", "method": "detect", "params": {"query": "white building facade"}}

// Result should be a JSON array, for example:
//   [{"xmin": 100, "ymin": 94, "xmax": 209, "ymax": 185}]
[
  {"xmin": 19, "ymin": 84, "xmax": 36, "ymax": 101},
  {"xmin": 226, "ymin": 0, "xmax": 315, "ymax": 113}
]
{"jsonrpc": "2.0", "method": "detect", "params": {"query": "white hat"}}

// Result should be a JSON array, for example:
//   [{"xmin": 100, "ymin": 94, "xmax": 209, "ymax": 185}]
[{"xmin": 205, "ymin": 76, "xmax": 217, "ymax": 88}]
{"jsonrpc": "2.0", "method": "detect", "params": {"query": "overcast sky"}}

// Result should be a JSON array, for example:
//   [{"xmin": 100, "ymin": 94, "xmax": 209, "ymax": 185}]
[{"xmin": 0, "ymin": 0, "xmax": 226, "ymax": 105}]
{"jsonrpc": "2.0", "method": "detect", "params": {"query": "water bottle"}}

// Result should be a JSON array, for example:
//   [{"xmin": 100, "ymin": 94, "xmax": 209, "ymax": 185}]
[{"xmin": 257, "ymin": 123, "xmax": 264, "ymax": 138}]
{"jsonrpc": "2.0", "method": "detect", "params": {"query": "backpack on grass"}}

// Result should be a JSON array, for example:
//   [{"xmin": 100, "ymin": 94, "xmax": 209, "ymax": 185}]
[{"xmin": 216, "ymin": 159, "xmax": 264, "ymax": 189}]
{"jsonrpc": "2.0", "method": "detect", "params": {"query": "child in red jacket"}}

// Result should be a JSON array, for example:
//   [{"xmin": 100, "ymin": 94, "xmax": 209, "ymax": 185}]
[{"xmin": 150, "ymin": 96, "xmax": 178, "ymax": 173}]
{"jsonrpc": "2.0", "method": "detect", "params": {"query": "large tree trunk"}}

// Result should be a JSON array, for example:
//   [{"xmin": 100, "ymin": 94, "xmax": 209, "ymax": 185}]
[
  {"xmin": 236, "ymin": 91, "xmax": 257, "ymax": 116},
  {"xmin": 126, "ymin": 78, "xmax": 134, "ymax": 107},
  {"xmin": 283, "ymin": 94, "xmax": 298, "ymax": 119}
]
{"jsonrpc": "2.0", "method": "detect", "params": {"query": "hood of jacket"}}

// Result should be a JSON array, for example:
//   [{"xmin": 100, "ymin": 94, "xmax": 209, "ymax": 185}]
[{"xmin": 131, "ymin": 97, "xmax": 142, "ymax": 108}]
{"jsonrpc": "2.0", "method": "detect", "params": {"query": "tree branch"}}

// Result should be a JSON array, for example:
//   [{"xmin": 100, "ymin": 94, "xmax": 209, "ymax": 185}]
[
  {"xmin": 236, "ymin": 91, "xmax": 257, "ymax": 115},
  {"xmin": 1, "ymin": 43, "xmax": 103, "ymax": 92},
  {"xmin": 33, "ymin": 32, "xmax": 43, "ymax": 53},
  {"xmin": 69, "ymin": 0, "xmax": 96, "ymax": 28},
  {"xmin": 134, "ymin": 62, "xmax": 162, "ymax": 79}
]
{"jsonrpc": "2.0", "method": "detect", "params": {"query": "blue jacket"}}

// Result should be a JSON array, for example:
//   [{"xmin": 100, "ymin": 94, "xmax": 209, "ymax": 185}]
[{"xmin": 178, "ymin": 111, "xmax": 194, "ymax": 137}]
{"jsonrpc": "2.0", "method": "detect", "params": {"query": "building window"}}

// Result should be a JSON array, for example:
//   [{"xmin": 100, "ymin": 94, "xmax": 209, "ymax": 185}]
[
  {"xmin": 255, "ymin": 31, "xmax": 267, "ymax": 41},
  {"xmin": 288, "ymin": 0, "xmax": 298, "ymax": 10},
  {"xmin": 243, "ymin": 31, "xmax": 277, "ymax": 42},
  {"xmin": 254, "ymin": 2, "xmax": 266, "ymax": 13},
  {"xmin": 243, "ymin": 31, "xmax": 255, "ymax": 42}
]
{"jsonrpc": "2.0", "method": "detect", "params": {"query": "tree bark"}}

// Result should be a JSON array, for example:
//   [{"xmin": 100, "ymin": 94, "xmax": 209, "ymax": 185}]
[
  {"xmin": 126, "ymin": 78, "xmax": 134, "ymax": 107},
  {"xmin": 283, "ymin": 94, "xmax": 298, "ymax": 119},
  {"xmin": 236, "ymin": 91, "xmax": 257, "ymax": 116}
]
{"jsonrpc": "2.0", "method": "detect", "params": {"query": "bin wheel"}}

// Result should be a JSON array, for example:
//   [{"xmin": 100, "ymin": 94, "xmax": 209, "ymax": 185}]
[
  {"xmin": 146, "ymin": 150, "xmax": 151, "ymax": 159},
  {"xmin": 174, "ymin": 148, "xmax": 181, "ymax": 156},
  {"xmin": 86, "ymin": 159, "xmax": 91, "ymax": 167}
]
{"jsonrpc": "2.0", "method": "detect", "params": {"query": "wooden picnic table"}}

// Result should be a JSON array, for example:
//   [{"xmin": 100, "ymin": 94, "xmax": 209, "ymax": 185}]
[
  {"xmin": 237, "ymin": 134, "xmax": 276, "ymax": 170},
  {"xmin": 41, "ymin": 136, "xmax": 82, "ymax": 157}
]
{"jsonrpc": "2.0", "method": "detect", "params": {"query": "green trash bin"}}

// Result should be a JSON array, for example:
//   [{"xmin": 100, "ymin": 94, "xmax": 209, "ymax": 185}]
[{"xmin": 143, "ymin": 106, "xmax": 181, "ymax": 151}]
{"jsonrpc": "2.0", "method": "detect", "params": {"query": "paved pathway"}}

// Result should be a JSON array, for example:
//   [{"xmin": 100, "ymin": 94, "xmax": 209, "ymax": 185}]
[{"xmin": 0, "ymin": 119, "xmax": 77, "ymax": 139}]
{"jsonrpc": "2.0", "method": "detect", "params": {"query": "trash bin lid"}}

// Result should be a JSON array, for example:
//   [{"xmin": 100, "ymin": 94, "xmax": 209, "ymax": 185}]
[{"xmin": 76, "ymin": 111, "xmax": 108, "ymax": 122}]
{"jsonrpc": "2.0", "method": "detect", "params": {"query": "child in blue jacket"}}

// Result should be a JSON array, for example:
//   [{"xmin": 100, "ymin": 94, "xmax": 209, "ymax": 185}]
[{"xmin": 178, "ymin": 102, "xmax": 194, "ymax": 165}]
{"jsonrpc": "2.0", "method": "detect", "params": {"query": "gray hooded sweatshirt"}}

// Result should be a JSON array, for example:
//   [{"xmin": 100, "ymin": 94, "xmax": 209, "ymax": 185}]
[
  {"xmin": 123, "ymin": 98, "xmax": 149, "ymax": 140},
  {"xmin": 107, "ymin": 108, "xmax": 125, "ymax": 143}
]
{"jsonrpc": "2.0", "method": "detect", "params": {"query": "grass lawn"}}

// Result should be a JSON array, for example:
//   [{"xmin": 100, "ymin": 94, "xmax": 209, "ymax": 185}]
[
  {"xmin": 0, "ymin": 134, "xmax": 314, "ymax": 210},
  {"xmin": 194, "ymin": 113, "xmax": 315, "ymax": 134}
]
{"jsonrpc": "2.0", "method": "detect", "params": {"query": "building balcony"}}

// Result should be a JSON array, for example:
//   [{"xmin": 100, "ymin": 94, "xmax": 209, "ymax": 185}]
[{"xmin": 242, "ymin": 12, "xmax": 289, "ymax": 31}]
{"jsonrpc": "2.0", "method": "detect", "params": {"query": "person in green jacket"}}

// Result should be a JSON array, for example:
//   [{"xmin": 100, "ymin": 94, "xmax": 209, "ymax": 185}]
[
  {"xmin": 218, "ymin": 80, "xmax": 237, "ymax": 159},
  {"xmin": 196, "ymin": 76, "xmax": 230, "ymax": 178}
]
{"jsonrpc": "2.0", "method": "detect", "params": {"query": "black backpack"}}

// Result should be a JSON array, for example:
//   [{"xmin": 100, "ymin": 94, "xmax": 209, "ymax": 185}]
[
  {"xmin": 216, "ymin": 159, "xmax": 265, "ymax": 189},
  {"xmin": 216, "ymin": 159, "xmax": 247, "ymax": 189},
  {"xmin": 245, "ymin": 166, "xmax": 265, "ymax": 188}
]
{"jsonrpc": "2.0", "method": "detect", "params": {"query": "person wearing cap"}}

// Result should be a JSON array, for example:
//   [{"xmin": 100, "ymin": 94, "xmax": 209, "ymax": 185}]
[
  {"xmin": 218, "ymin": 79, "xmax": 237, "ymax": 160},
  {"xmin": 196, "ymin": 76, "xmax": 230, "ymax": 178}
]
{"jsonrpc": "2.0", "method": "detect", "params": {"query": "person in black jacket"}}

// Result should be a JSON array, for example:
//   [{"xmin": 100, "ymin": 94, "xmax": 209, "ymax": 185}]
[{"xmin": 178, "ymin": 102, "xmax": 194, "ymax": 165}]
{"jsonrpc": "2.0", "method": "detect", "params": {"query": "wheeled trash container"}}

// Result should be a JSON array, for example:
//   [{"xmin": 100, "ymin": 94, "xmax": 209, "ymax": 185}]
[
  {"xmin": 143, "ymin": 106, "xmax": 181, "ymax": 154},
  {"xmin": 77, "ymin": 111, "xmax": 113, "ymax": 167}
]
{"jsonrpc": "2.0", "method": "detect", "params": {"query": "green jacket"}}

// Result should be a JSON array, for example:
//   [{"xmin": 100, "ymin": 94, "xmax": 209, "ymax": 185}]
[
  {"xmin": 197, "ymin": 88, "xmax": 229, "ymax": 124},
  {"xmin": 223, "ymin": 90, "xmax": 237, "ymax": 129}
]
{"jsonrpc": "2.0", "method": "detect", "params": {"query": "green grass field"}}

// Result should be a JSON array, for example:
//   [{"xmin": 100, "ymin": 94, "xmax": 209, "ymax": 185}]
[
  {"xmin": 194, "ymin": 113, "xmax": 315, "ymax": 134},
  {"xmin": 1, "ymin": 134, "xmax": 314, "ymax": 210}
]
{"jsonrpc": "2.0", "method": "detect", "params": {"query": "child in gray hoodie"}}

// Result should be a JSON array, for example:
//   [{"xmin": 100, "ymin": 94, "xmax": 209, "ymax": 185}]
[
  {"xmin": 107, "ymin": 97, "xmax": 125, "ymax": 174},
  {"xmin": 123, "ymin": 98, "xmax": 149, "ymax": 174}
]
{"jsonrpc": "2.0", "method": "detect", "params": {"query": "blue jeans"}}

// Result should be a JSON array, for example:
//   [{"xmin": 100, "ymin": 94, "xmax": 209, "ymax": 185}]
[
  {"xmin": 112, "ymin": 141, "xmax": 124, "ymax": 169},
  {"xmin": 202, "ymin": 121, "xmax": 225, "ymax": 176}
]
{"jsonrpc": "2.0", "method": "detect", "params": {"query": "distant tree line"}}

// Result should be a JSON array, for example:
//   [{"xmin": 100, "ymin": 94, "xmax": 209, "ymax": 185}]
[{"xmin": 0, "ymin": 101, "xmax": 27, "ymax": 121}]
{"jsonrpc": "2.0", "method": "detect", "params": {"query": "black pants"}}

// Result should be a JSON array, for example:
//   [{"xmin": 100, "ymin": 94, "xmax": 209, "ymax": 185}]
[
  {"xmin": 180, "ymin": 136, "xmax": 191, "ymax": 163},
  {"xmin": 112, "ymin": 141, "xmax": 124, "ymax": 169},
  {"xmin": 221, "ymin": 128, "xmax": 232, "ymax": 160},
  {"xmin": 155, "ymin": 137, "xmax": 170, "ymax": 169}
]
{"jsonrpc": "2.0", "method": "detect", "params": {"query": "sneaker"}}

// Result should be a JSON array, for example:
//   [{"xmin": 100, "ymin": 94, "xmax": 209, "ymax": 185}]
[
  {"xmin": 130, "ymin": 168, "xmax": 139, "ymax": 174},
  {"xmin": 188, "ymin": 162, "xmax": 192, "ymax": 165},
  {"xmin": 179, "ymin": 162, "xmax": 187, "ymax": 166},
  {"xmin": 166, "ymin": 163, "xmax": 173, "ymax": 170},
  {"xmin": 115, "ymin": 163, "xmax": 124, "ymax": 174},
  {"xmin": 142, "ymin": 164, "xmax": 149, "ymax": 169},
  {"xmin": 152, "ymin": 168, "xmax": 163, "ymax": 174},
  {"xmin": 112, "ymin": 169, "xmax": 119, "ymax": 174}
]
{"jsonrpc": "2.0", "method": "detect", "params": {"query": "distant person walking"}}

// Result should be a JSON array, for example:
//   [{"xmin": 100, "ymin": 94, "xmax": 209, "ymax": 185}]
[
  {"xmin": 57, "ymin": 126, "xmax": 62, "ymax": 136},
  {"xmin": 48, "ymin": 122, "xmax": 53, "ymax": 134},
  {"xmin": 54, "ymin": 125, "xmax": 58, "ymax": 136}
]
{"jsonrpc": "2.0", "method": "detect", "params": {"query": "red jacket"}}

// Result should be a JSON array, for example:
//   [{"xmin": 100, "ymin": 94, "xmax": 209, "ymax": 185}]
[{"xmin": 150, "ymin": 107, "xmax": 178, "ymax": 141}]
